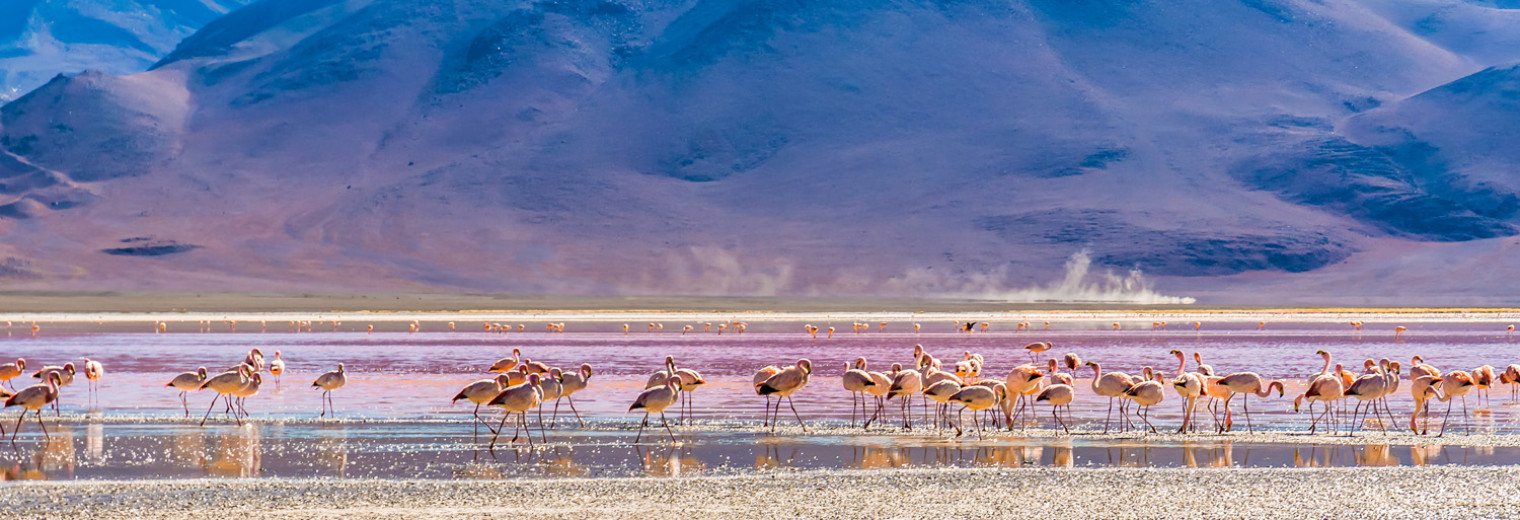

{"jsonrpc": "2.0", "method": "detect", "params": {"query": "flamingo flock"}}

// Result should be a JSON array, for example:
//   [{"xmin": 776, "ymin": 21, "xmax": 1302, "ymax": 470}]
[{"xmin": 4, "ymin": 319, "xmax": 1520, "ymax": 447}]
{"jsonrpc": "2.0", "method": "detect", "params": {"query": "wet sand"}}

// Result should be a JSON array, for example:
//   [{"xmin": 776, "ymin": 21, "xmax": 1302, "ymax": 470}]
[{"xmin": 7, "ymin": 466, "xmax": 1520, "ymax": 519}]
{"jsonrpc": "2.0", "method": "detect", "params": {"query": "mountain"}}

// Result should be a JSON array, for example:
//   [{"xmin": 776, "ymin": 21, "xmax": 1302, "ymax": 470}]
[
  {"xmin": 3, "ymin": 0, "xmax": 1520, "ymax": 304},
  {"xmin": 0, "ymin": 0, "xmax": 249, "ymax": 101}
]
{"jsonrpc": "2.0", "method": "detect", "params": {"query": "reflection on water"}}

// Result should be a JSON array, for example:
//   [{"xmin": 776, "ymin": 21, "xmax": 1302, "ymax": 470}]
[{"xmin": 1, "ymin": 423, "xmax": 1520, "ymax": 480}]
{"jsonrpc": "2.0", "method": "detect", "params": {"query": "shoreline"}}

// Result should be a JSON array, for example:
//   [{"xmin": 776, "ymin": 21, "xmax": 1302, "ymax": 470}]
[
  {"xmin": 6, "ymin": 466, "xmax": 1520, "ymax": 518},
  {"xmin": 2, "ymin": 291, "xmax": 1520, "ymax": 316}
]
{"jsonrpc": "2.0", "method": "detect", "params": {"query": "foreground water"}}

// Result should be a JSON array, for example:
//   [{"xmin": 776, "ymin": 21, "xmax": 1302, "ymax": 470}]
[{"xmin": 3, "ymin": 316, "xmax": 1520, "ymax": 480}]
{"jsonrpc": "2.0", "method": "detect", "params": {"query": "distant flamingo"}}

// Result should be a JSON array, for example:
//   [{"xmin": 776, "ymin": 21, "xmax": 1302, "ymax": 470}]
[
  {"xmin": 489, "ymin": 349, "xmax": 523, "ymax": 373},
  {"xmin": 1024, "ymin": 342, "xmax": 1052, "ymax": 362},
  {"xmin": 1395, "ymin": 326, "xmax": 1408, "ymax": 339}
]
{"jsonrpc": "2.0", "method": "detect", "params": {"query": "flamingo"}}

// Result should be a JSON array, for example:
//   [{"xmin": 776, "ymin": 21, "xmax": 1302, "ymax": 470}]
[
  {"xmin": 1409, "ymin": 355, "xmax": 1440, "ymax": 379},
  {"xmin": 671, "ymin": 365, "xmax": 706, "ymax": 424},
  {"xmin": 1001, "ymin": 364, "xmax": 1043, "ymax": 428},
  {"xmin": 1024, "ymin": 342, "xmax": 1052, "ymax": 362},
  {"xmin": 1473, "ymin": 365, "xmax": 1496, "ymax": 407},
  {"xmin": 1395, "ymin": 326, "xmax": 1408, "ymax": 339},
  {"xmin": 841, "ymin": 358, "xmax": 875, "ymax": 427},
  {"xmin": 231, "ymin": 373, "xmax": 262, "ymax": 418},
  {"xmin": 244, "ymin": 349, "xmax": 265, "ymax": 373},
  {"xmin": 887, "ymin": 365, "xmax": 923, "ymax": 430},
  {"xmin": 0, "ymin": 358, "xmax": 26, "ymax": 391},
  {"xmin": 31, "ymin": 363, "xmax": 75, "ymax": 415},
  {"xmin": 269, "ymin": 352, "xmax": 285, "ymax": 383},
  {"xmin": 5, "ymin": 372, "xmax": 61, "ymax": 441},
  {"xmin": 1217, "ymin": 372, "xmax": 1286, "ymax": 433},
  {"xmin": 489, "ymin": 349, "xmax": 523, "ymax": 373},
  {"xmin": 198, "ymin": 366, "xmax": 251, "ymax": 426},
  {"xmin": 951, "ymin": 384, "xmax": 1006, "ymax": 438},
  {"xmin": 538, "ymin": 368, "xmax": 563, "ymax": 429},
  {"xmin": 453, "ymin": 374, "xmax": 513, "ymax": 440},
  {"xmin": 1124, "ymin": 371, "xmax": 1166, "ymax": 434},
  {"xmin": 1295, "ymin": 373, "xmax": 1345, "ymax": 434},
  {"xmin": 1409, "ymin": 375, "xmax": 1445, "ymax": 435},
  {"xmin": 752, "ymin": 365, "xmax": 781, "ymax": 427},
  {"xmin": 861, "ymin": 370, "xmax": 893, "ymax": 429},
  {"xmin": 1437, "ymin": 370, "xmax": 1476, "ymax": 437},
  {"xmin": 923, "ymin": 379, "xmax": 962, "ymax": 430},
  {"xmin": 629, "ymin": 375, "xmax": 679, "ymax": 443},
  {"xmin": 1169, "ymin": 350, "xmax": 1204, "ymax": 433},
  {"xmin": 758, "ymin": 359, "xmax": 813, "ymax": 433},
  {"xmin": 490, "ymin": 374, "xmax": 545, "ymax": 449},
  {"xmin": 82, "ymin": 358, "xmax": 103, "ymax": 405},
  {"xmin": 1345, "ymin": 362, "xmax": 1392, "ymax": 435},
  {"xmin": 1062, "ymin": 353, "xmax": 1082, "ymax": 378},
  {"xmin": 1035, "ymin": 382, "xmax": 1074, "ymax": 435},
  {"xmin": 166, "ymin": 367, "xmax": 209, "ymax": 417},
  {"xmin": 1086, "ymin": 362, "xmax": 1132, "ymax": 433},
  {"xmin": 555, "ymin": 363, "xmax": 593, "ymax": 427},
  {"xmin": 1502, "ymin": 365, "xmax": 1520, "ymax": 402},
  {"xmin": 312, "ymin": 363, "xmax": 347, "ymax": 418}
]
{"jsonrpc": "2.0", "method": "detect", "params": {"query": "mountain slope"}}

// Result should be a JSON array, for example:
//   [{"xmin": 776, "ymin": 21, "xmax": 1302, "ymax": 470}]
[
  {"xmin": 3, "ymin": 0, "xmax": 1520, "ymax": 303},
  {"xmin": 0, "ymin": 0, "xmax": 248, "ymax": 101}
]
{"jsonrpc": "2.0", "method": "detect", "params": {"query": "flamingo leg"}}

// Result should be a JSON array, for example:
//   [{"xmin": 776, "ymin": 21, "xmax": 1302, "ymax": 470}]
[
  {"xmin": 37, "ymin": 410, "xmax": 48, "ymax": 440},
  {"xmin": 788, "ymin": 396, "xmax": 808, "ymax": 432},
  {"xmin": 634, "ymin": 413, "xmax": 647, "ymax": 444},
  {"xmin": 661, "ymin": 411, "xmax": 675, "ymax": 441},
  {"xmin": 1438, "ymin": 398, "xmax": 1454, "ymax": 437},
  {"xmin": 10, "ymin": 411, "xmax": 26, "ymax": 442},
  {"xmin": 566, "ymin": 396, "xmax": 584, "ymax": 427},
  {"xmin": 200, "ymin": 393, "xmax": 221, "ymax": 427}
]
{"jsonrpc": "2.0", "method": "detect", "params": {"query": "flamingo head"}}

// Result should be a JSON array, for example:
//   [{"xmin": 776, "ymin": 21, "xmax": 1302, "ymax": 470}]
[
  {"xmin": 528, "ymin": 374, "xmax": 542, "ymax": 387},
  {"xmin": 1170, "ymin": 349, "xmax": 1183, "ymax": 359},
  {"xmin": 913, "ymin": 344, "xmax": 924, "ymax": 357},
  {"xmin": 665, "ymin": 375, "xmax": 681, "ymax": 388},
  {"xmin": 337, "ymin": 363, "xmax": 345, "ymax": 372},
  {"xmin": 1412, "ymin": 355, "xmax": 1424, "ymax": 364},
  {"xmin": 580, "ymin": 363, "xmax": 593, "ymax": 378},
  {"xmin": 63, "ymin": 362, "xmax": 76, "ymax": 374},
  {"xmin": 798, "ymin": 359, "xmax": 812, "ymax": 374},
  {"xmin": 1364, "ymin": 359, "xmax": 1376, "ymax": 370},
  {"xmin": 1292, "ymin": 394, "xmax": 1304, "ymax": 412},
  {"xmin": 549, "ymin": 367, "xmax": 563, "ymax": 380},
  {"xmin": 891, "ymin": 363, "xmax": 903, "ymax": 372},
  {"xmin": 1270, "ymin": 380, "xmax": 1286, "ymax": 397},
  {"xmin": 197, "ymin": 367, "xmax": 208, "ymax": 378},
  {"xmin": 275, "ymin": 351, "xmax": 282, "ymax": 358},
  {"xmin": 855, "ymin": 357, "xmax": 867, "ymax": 369},
  {"xmin": 252, "ymin": 373, "xmax": 262, "ymax": 383},
  {"xmin": 47, "ymin": 372, "xmax": 62, "ymax": 386},
  {"xmin": 1316, "ymin": 350, "xmax": 1328, "ymax": 359},
  {"xmin": 495, "ymin": 374, "xmax": 511, "ymax": 386},
  {"xmin": 15, "ymin": 359, "xmax": 23, "ymax": 370},
  {"xmin": 251, "ymin": 348, "xmax": 263, "ymax": 357},
  {"xmin": 1388, "ymin": 361, "xmax": 1401, "ymax": 374},
  {"xmin": 993, "ymin": 383, "xmax": 1008, "ymax": 401}
]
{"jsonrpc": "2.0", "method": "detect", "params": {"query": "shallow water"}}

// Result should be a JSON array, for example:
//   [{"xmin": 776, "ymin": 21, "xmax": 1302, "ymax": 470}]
[
  {"xmin": 3, "ymin": 318, "xmax": 1520, "ymax": 480},
  {"xmin": 0, "ymin": 423, "xmax": 1515, "ymax": 480}
]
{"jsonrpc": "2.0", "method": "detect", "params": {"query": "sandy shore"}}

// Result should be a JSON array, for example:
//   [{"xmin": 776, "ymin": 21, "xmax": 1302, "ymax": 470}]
[{"xmin": 6, "ymin": 466, "xmax": 1520, "ymax": 519}]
